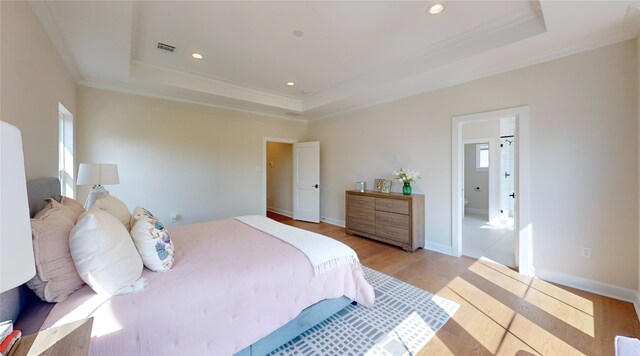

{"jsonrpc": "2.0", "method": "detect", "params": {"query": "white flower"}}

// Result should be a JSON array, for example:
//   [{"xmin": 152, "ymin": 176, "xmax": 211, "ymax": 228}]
[{"xmin": 392, "ymin": 168, "xmax": 421, "ymax": 184}]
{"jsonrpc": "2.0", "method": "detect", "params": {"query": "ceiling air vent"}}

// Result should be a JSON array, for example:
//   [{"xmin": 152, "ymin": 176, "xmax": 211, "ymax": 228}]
[{"xmin": 156, "ymin": 42, "xmax": 176, "ymax": 53}]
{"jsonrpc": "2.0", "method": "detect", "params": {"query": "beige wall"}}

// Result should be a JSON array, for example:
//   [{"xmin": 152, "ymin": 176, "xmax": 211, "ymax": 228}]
[
  {"xmin": 308, "ymin": 40, "xmax": 639, "ymax": 289},
  {"xmin": 464, "ymin": 144, "xmax": 488, "ymax": 213},
  {"xmin": 266, "ymin": 142, "xmax": 293, "ymax": 215},
  {"xmin": 76, "ymin": 86, "xmax": 307, "ymax": 226},
  {"xmin": 1, "ymin": 1, "xmax": 76, "ymax": 179},
  {"xmin": 637, "ymin": 35, "xmax": 640, "ymax": 296}
]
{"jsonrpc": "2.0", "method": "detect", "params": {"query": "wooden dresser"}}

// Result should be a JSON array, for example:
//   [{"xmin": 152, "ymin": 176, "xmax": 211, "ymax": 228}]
[{"xmin": 345, "ymin": 190, "xmax": 424, "ymax": 251}]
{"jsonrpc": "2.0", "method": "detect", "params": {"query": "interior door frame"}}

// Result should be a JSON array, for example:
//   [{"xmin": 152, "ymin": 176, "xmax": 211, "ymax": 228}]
[
  {"xmin": 451, "ymin": 106, "xmax": 533, "ymax": 276},
  {"xmin": 262, "ymin": 137, "xmax": 298, "ymax": 217}
]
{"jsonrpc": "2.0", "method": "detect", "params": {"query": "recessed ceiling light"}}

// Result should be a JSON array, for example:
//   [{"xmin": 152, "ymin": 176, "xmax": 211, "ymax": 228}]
[
  {"xmin": 286, "ymin": 81, "xmax": 295, "ymax": 86},
  {"xmin": 192, "ymin": 53, "xmax": 203, "ymax": 59},
  {"xmin": 292, "ymin": 30, "xmax": 304, "ymax": 37},
  {"xmin": 429, "ymin": 3, "xmax": 444, "ymax": 14}
]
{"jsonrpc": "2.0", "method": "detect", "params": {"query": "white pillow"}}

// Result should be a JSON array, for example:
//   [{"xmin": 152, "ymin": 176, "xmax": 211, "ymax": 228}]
[
  {"xmin": 130, "ymin": 207, "xmax": 175, "ymax": 272},
  {"xmin": 92, "ymin": 194, "xmax": 132, "ymax": 230},
  {"xmin": 69, "ymin": 209, "xmax": 145, "ymax": 295}
]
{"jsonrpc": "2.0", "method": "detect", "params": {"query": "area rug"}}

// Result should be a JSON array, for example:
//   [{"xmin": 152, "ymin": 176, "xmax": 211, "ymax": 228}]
[{"xmin": 270, "ymin": 267, "xmax": 460, "ymax": 356}]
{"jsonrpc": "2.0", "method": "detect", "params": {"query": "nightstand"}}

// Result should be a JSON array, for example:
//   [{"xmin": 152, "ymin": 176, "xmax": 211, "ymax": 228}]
[{"xmin": 8, "ymin": 318, "xmax": 93, "ymax": 356}]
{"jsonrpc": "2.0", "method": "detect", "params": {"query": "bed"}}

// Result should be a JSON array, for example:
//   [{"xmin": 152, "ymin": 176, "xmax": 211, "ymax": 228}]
[{"xmin": 2, "ymin": 178, "xmax": 375, "ymax": 355}]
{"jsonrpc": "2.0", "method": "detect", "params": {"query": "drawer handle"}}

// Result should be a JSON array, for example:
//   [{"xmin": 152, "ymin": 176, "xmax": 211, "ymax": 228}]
[
  {"xmin": 387, "ymin": 204, "xmax": 392, "ymax": 207},
  {"xmin": 359, "ymin": 224, "xmax": 365, "ymax": 228},
  {"xmin": 387, "ymin": 218, "xmax": 392, "ymax": 221}
]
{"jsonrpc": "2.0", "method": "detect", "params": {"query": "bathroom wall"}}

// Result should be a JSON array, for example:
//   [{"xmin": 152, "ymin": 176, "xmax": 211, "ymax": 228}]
[
  {"xmin": 462, "ymin": 119, "xmax": 500, "ymax": 220},
  {"xmin": 464, "ymin": 144, "xmax": 489, "ymax": 215}
]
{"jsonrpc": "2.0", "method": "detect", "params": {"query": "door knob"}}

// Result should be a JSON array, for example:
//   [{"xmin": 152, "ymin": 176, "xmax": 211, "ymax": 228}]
[
  {"xmin": 509, "ymin": 193, "xmax": 516, "ymax": 198},
  {"xmin": 314, "ymin": 184, "xmax": 319, "ymax": 188}
]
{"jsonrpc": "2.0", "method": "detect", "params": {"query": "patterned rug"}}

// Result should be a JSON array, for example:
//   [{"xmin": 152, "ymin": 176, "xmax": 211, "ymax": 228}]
[{"xmin": 270, "ymin": 267, "xmax": 460, "ymax": 356}]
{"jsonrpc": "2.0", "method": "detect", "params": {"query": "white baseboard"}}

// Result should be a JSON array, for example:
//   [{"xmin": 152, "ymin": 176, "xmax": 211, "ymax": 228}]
[
  {"xmin": 424, "ymin": 241, "xmax": 455, "ymax": 256},
  {"xmin": 321, "ymin": 216, "xmax": 345, "ymax": 227},
  {"xmin": 266, "ymin": 207, "xmax": 292, "ymax": 218},
  {"xmin": 465, "ymin": 208, "xmax": 488, "ymax": 215},
  {"xmin": 536, "ymin": 268, "xmax": 639, "ymax": 307},
  {"xmin": 634, "ymin": 291, "xmax": 640, "ymax": 323}
]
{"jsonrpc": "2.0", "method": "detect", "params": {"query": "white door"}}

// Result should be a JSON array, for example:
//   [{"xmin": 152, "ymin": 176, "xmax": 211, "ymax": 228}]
[{"xmin": 293, "ymin": 141, "xmax": 320, "ymax": 223}]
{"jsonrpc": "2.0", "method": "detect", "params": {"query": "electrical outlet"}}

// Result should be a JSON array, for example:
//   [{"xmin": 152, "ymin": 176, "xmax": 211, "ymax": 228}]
[
  {"xmin": 580, "ymin": 246, "xmax": 592, "ymax": 259},
  {"xmin": 170, "ymin": 213, "xmax": 178, "ymax": 222}
]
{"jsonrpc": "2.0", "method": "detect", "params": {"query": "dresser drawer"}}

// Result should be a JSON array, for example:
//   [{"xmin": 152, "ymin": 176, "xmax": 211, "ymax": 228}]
[
  {"xmin": 347, "ymin": 194, "xmax": 375, "ymax": 209},
  {"xmin": 375, "ymin": 211, "xmax": 409, "ymax": 229},
  {"xmin": 348, "ymin": 206, "xmax": 375, "ymax": 223},
  {"xmin": 348, "ymin": 218, "xmax": 376, "ymax": 235},
  {"xmin": 375, "ymin": 198, "xmax": 409, "ymax": 215},
  {"xmin": 376, "ymin": 224, "xmax": 410, "ymax": 244}
]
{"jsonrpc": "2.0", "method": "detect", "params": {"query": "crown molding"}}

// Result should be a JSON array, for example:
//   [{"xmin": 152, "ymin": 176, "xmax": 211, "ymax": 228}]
[
  {"xmin": 28, "ymin": 1, "xmax": 81, "ymax": 82},
  {"xmin": 302, "ymin": 2, "xmax": 545, "ymax": 112},
  {"xmin": 129, "ymin": 60, "xmax": 303, "ymax": 112},
  {"xmin": 307, "ymin": 28, "xmax": 634, "ymax": 122},
  {"xmin": 623, "ymin": 2, "xmax": 640, "ymax": 36},
  {"xmin": 78, "ymin": 78, "xmax": 309, "ymax": 123}
]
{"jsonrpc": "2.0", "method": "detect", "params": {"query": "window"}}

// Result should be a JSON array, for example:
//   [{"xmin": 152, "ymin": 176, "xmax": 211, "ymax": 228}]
[
  {"xmin": 58, "ymin": 103, "xmax": 74, "ymax": 198},
  {"xmin": 476, "ymin": 143, "xmax": 489, "ymax": 171}
]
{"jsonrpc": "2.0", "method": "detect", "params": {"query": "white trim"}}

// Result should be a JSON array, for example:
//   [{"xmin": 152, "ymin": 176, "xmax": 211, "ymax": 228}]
[
  {"xmin": 267, "ymin": 207, "xmax": 292, "ymax": 218},
  {"xmin": 130, "ymin": 60, "xmax": 302, "ymax": 111},
  {"xmin": 321, "ymin": 216, "xmax": 345, "ymax": 228},
  {"xmin": 537, "ymin": 268, "xmax": 639, "ymax": 306},
  {"xmin": 28, "ymin": 1, "xmax": 82, "ymax": 82},
  {"xmin": 635, "ymin": 291, "xmax": 640, "ymax": 323},
  {"xmin": 262, "ymin": 137, "xmax": 298, "ymax": 217},
  {"xmin": 465, "ymin": 208, "xmax": 488, "ymax": 215},
  {"xmin": 425, "ymin": 241, "xmax": 455, "ymax": 256},
  {"xmin": 452, "ymin": 106, "xmax": 533, "ymax": 276},
  {"xmin": 78, "ymin": 81, "xmax": 308, "ymax": 123}
]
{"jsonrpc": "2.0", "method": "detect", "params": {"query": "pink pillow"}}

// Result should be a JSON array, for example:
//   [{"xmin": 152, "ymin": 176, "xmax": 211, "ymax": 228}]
[{"xmin": 27, "ymin": 201, "xmax": 85, "ymax": 302}]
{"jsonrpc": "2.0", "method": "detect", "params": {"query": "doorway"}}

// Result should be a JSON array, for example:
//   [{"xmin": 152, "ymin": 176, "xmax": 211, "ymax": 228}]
[
  {"xmin": 452, "ymin": 106, "xmax": 533, "ymax": 275},
  {"xmin": 266, "ymin": 141, "xmax": 294, "ymax": 219},
  {"xmin": 261, "ymin": 138, "xmax": 321, "ymax": 223}
]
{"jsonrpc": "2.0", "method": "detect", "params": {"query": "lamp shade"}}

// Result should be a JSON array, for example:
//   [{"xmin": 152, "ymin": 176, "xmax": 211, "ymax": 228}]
[
  {"xmin": 0, "ymin": 121, "xmax": 36, "ymax": 293},
  {"xmin": 77, "ymin": 163, "xmax": 119, "ymax": 186}
]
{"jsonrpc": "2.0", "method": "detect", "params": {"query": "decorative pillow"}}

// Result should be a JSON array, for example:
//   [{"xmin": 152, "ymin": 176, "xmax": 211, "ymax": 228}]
[
  {"xmin": 69, "ymin": 209, "xmax": 145, "ymax": 296},
  {"xmin": 92, "ymin": 194, "xmax": 132, "ymax": 230},
  {"xmin": 27, "ymin": 202, "xmax": 85, "ymax": 302},
  {"xmin": 60, "ymin": 196, "xmax": 85, "ymax": 220},
  {"xmin": 130, "ymin": 207, "xmax": 175, "ymax": 272}
]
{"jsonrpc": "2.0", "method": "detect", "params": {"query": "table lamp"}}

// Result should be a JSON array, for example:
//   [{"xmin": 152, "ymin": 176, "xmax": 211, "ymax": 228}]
[
  {"xmin": 0, "ymin": 121, "xmax": 36, "ymax": 293},
  {"xmin": 76, "ymin": 163, "xmax": 119, "ymax": 209}
]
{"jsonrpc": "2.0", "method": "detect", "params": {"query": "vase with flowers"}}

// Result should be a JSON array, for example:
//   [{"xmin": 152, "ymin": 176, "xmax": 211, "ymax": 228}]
[{"xmin": 393, "ymin": 168, "xmax": 421, "ymax": 195}]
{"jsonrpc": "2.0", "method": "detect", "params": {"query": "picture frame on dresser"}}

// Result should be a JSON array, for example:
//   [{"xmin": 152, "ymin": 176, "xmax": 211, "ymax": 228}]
[
  {"xmin": 373, "ymin": 179, "xmax": 384, "ymax": 192},
  {"xmin": 381, "ymin": 180, "xmax": 392, "ymax": 194}
]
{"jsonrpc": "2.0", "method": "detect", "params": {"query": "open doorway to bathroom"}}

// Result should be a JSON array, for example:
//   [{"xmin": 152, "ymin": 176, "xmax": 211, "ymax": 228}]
[
  {"xmin": 452, "ymin": 106, "xmax": 532, "ymax": 275},
  {"xmin": 462, "ymin": 117, "xmax": 516, "ymax": 267},
  {"xmin": 460, "ymin": 118, "xmax": 515, "ymax": 267}
]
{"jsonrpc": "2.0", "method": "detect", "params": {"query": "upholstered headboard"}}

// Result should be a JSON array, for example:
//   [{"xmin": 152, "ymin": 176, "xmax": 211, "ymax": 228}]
[{"xmin": 0, "ymin": 178, "xmax": 60, "ymax": 330}]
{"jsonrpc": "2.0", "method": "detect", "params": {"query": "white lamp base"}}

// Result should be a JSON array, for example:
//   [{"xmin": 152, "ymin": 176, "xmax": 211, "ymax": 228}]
[{"xmin": 85, "ymin": 185, "xmax": 109, "ymax": 209}]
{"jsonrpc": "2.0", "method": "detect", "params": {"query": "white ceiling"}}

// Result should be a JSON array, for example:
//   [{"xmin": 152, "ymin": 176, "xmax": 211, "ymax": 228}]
[{"xmin": 29, "ymin": 1, "xmax": 640, "ymax": 121}]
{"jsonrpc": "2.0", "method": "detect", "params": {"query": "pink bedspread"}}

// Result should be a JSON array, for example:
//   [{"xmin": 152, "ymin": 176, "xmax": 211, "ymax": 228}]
[{"xmin": 40, "ymin": 218, "xmax": 375, "ymax": 355}]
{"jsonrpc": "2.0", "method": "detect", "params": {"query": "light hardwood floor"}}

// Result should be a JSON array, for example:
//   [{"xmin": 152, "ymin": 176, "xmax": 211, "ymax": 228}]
[{"xmin": 267, "ymin": 212, "xmax": 640, "ymax": 355}]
